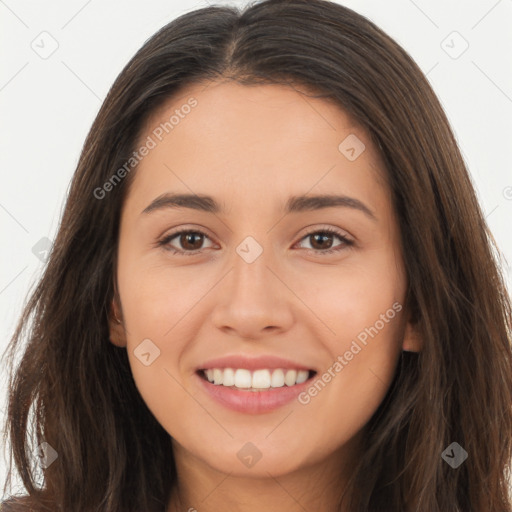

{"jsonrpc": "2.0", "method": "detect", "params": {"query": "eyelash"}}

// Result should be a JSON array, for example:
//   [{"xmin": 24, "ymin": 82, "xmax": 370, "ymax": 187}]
[{"xmin": 156, "ymin": 227, "xmax": 354, "ymax": 257}]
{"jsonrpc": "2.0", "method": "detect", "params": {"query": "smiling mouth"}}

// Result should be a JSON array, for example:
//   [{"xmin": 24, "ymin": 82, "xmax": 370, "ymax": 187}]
[{"xmin": 197, "ymin": 368, "xmax": 317, "ymax": 391}]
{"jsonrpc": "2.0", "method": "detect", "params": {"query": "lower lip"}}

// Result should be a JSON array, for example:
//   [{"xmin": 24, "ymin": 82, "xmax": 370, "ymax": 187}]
[{"xmin": 195, "ymin": 371, "xmax": 314, "ymax": 414}]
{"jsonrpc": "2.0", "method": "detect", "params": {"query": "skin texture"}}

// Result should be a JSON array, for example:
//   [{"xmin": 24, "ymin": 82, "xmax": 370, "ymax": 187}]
[{"xmin": 109, "ymin": 80, "xmax": 422, "ymax": 512}]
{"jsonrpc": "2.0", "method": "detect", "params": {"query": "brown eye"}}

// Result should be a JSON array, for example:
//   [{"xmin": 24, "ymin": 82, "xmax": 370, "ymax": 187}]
[
  {"xmin": 178, "ymin": 232, "xmax": 205, "ymax": 251},
  {"xmin": 158, "ymin": 226, "xmax": 353, "ymax": 257},
  {"xmin": 158, "ymin": 229, "xmax": 214, "ymax": 255},
  {"xmin": 308, "ymin": 232, "xmax": 335, "ymax": 250},
  {"xmin": 297, "ymin": 228, "xmax": 353, "ymax": 255}
]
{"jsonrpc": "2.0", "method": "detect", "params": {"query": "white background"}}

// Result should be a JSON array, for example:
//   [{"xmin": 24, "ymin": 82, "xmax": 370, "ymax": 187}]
[{"xmin": 1, "ymin": 0, "xmax": 511, "ymax": 498}]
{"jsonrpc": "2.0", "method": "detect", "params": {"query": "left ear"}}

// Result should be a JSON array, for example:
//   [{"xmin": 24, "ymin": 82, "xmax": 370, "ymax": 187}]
[
  {"xmin": 108, "ymin": 281, "xmax": 127, "ymax": 348},
  {"xmin": 401, "ymin": 315, "xmax": 422, "ymax": 352}
]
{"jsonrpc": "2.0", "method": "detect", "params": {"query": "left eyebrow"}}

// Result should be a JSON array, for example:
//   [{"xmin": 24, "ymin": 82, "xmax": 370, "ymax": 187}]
[{"xmin": 141, "ymin": 192, "xmax": 377, "ymax": 222}]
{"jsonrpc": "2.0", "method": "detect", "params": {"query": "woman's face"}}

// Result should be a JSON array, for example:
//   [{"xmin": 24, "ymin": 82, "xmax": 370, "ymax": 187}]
[{"xmin": 109, "ymin": 80, "xmax": 420, "ymax": 479}]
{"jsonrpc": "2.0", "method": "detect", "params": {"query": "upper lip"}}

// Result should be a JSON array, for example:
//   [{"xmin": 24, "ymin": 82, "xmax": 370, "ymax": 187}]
[{"xmin": 197, "ymin": 354, "xmax": 316, "ymax": 372}]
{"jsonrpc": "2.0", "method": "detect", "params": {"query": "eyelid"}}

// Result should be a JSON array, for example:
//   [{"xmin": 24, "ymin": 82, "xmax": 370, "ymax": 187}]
[
  {"xmin": 295, "ymin": 224, "xmax": 353, "ymax": 242},
  {"xmin": 157, "ymin": 225, "xmax": 216, "ymax": 254},
  {"xmin": 157, "ymin": 224, "xmax": 354, "ymax": 255},
  {"xmin": 292, "ymin": 225, "xmax": 354, "ymax": 254}
]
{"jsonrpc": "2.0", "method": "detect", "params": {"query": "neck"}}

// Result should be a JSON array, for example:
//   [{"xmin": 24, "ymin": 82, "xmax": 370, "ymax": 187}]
[{"xmin": 167, "ymin": 432, "xmax": 363, "ymax": 512}]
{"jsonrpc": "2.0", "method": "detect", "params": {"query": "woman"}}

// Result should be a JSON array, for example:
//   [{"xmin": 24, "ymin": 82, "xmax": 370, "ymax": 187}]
[{"xmin": 2, "ymin": 0, "xmax": 512, "ymax": 510}]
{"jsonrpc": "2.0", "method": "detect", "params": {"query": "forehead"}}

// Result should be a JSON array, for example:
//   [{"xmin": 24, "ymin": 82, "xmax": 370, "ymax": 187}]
[{"xmin": 125, "ymin": 80, "xmax": 389, "ymax": 218}]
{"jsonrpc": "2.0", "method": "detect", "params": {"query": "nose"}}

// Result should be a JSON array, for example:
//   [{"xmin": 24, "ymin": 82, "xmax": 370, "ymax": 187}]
[{"xmin": 211, "ymin": 243, "xmax": 294, "ymax": 340}]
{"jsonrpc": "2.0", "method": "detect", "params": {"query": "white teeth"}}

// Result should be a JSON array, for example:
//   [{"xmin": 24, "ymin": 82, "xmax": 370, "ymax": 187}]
[
  {"xmin": 271, "ymin": 369, "xmax": 285, "ymax": 387},
  {"xmin": 252, "ymin": 369, "xmax": 271, "ymax": 389},
  {"xmin": 213, "ymin": 368, "xmax": 224, "ymax": 385},
  {"xmin": 284, "ymin": 369, "xmax": 297, "ymax": 386},
  {"xmin": 234, "ymin": 369, "xmax": 252, "ymax": 388},
  {"xmin": 296, "ymin": 370, "xmax": 309, "ymax": 384},
  {"xmin": 223, "ymin": 368, "xmax": 235, "ymax": 386},
  {"xmin": 202, "ymin": 367, "xmax": 311, "ymax": 389}
]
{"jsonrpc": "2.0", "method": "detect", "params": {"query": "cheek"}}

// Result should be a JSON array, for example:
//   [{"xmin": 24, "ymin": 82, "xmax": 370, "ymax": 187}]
[
  {"xmin": 296, "ymin": 251, "xmax": 404, "ymax": 341},
  {"xmin": 119, "ymin": 255, "xmax": 209, "ymax": 340},
  {"xmin": 118, "ymin": 266, "xmax": 204, "ymax": 439},
  {"xmin": 295, "ymin": 253, "xmax": 404, "ymax": 435},
  {"xmin": 295, "ymin": 312, "xmax": 403, "ymax": 463}
]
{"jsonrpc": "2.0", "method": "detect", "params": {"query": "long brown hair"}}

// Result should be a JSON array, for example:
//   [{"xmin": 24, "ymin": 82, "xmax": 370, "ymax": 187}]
[{"xmin": 2, "ymin": 0, "xmax": 512, "ymax": 510}]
